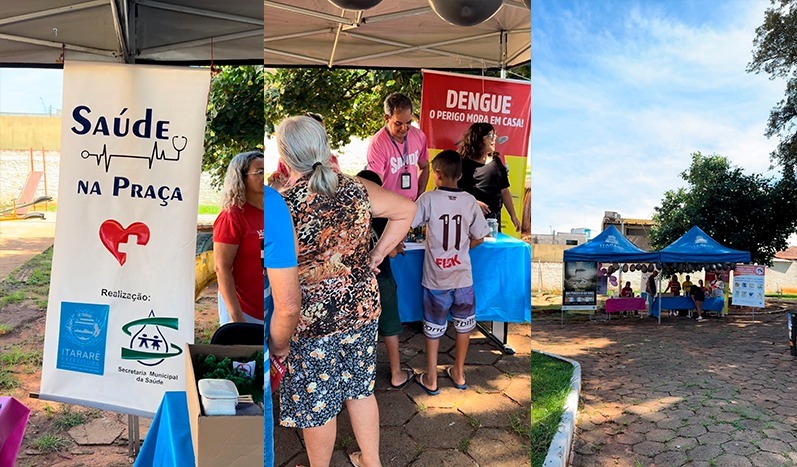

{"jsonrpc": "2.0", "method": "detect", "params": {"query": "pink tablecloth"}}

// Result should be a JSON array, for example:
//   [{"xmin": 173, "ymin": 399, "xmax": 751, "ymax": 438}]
[{"xmin": 605, "ymin": 297, "xmax": 647, "ymax": 314}]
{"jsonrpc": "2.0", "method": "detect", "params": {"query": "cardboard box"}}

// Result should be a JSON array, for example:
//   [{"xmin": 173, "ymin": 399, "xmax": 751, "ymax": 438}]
[{"xmin": 185, "ymin": 343, "xmax": 263, "ymax": 467}]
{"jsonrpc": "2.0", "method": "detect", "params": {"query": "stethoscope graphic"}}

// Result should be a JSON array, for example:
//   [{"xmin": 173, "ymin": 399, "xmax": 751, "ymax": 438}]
[{"xmin": 80, "ymin": 135, "xmax": 189, "ymax": 172}]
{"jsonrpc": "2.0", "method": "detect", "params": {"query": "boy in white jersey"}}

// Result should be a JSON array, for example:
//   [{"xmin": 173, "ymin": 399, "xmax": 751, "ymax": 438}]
[{"xmin": 411, "ymin": 150, "xmax": 490, "ymax": 395}]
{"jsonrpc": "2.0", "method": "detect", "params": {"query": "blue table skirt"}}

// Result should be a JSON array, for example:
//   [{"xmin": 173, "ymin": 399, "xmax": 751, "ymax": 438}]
[
  {"xmin": 650, "ymin": 296, "xmax": 724, "ymax": 317},
  {"xmin": 390, "ymin": 233, "xmax": 531, "ymax": 323},
  {"xmin": 135, "ymin": 392, "xmax": 194, "ymax": 466}
]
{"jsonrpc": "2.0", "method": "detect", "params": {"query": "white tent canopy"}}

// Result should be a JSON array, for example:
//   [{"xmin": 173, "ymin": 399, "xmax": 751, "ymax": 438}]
[
  {"xmin": 0, "ymin": 0, "xmax": 263, "ymax": 65},
  {"xmin": 264, "ymin": 0, "xmax": 530, "ymax": 69}
]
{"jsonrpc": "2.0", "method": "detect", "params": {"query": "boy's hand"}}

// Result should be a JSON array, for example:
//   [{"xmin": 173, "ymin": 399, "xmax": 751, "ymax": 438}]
[
  {"xmin": 388, "ymin": 242, "xmax": 405, "ymax": 258},
  {"xmin": 470, "ymin": 237, "xmax": 484, "ymax": 249}
]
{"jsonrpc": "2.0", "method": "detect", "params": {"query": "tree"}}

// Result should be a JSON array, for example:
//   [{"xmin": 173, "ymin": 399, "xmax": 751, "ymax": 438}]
[
  {"xmin": 204, "ymin": 66, "xmax": 265, "ymax": 187},
  {"xmin": 650, "ymin": 152, "xmax": 797, "ymax": 265},
  {"xmin": 748, "ymin": 0, "xmax": 797, "ymax": 169},
  {"xmin": 264, "ymin": 65, "xmax": 530, "ymax": 149}
]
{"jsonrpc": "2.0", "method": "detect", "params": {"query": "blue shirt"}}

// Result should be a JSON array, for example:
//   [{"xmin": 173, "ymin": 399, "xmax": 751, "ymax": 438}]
[{"xmin": 263, "ymin": 185, "xmax": 297, "ymax": 467}]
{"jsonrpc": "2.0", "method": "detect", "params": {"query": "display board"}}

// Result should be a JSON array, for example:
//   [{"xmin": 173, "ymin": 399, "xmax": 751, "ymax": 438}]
[
  {"xmin": 562, "ymin": 261, "xmax": 597, "ymax": 310},
  {"xmin": 732, "ymin": 265, "xmax": 765, "ymax": 308}
]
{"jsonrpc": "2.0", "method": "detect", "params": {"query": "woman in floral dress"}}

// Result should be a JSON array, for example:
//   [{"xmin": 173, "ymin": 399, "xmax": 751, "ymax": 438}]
[{"xmin": 275, "ymin": 115, "xmax": 415, "ymax": 467}]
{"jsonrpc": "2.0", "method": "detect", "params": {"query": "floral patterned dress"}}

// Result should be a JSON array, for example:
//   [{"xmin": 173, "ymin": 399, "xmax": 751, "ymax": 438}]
[{"xmin": 279, "ymin": 173, "xmax": 381, "ymax": 428}]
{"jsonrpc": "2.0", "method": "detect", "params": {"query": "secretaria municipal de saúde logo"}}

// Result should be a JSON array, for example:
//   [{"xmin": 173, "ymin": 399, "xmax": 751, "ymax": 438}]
[
  {"xmin": 57, "ymin": 302, "xmax": 110, "ymax": 376},
  {"xmin": 121, "ymin": 310, "xmax": 182, "ymax": 367}
]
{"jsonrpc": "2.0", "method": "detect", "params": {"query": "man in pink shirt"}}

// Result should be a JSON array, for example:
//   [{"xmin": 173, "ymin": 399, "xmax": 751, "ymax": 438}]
[{"xmin": 366, "ymin": 93, "xmax": 430, "ymax": 201}]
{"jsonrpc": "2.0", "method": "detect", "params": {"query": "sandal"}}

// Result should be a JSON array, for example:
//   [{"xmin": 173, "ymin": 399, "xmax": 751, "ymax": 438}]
[
  {"xmin": 414, "ymin": 373, "xmax": 440, "ymax": 396},
  {"xmin": 446, "ymin": 367, "xmax": 468, "ymax": 390},
  {"xmin": 390, "ymin": 368, "xmax": 415, "ymax": 389},
  {"xmin": 348, "ymin": 451, "xmax": 362, "ymax": 467}
]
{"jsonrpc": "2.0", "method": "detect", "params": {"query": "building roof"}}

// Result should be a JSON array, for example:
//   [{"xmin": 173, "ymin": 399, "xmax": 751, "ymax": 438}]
[{"xmin": 775, "ymin": 247, "xmax": 797, "ymax": 261}]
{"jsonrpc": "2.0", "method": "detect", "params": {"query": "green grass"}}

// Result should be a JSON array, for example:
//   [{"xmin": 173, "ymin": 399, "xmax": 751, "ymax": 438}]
[
  {"xmin": 0, "ymin": 369, "xmax": 20, "ymax": 390},
  {"xmin": 0, "ymin": 347, "xmax": 42, "ymax": 366},
  {"xmin": 52, "ymin": 406, "xmax": 98, "ymax": 430},
  {"xmin": 198, "ymin": 204, "xmax": 221, "ymax": 215},
  {"xmin": 0, "ymin": 323, "xmax": 13, "ymax": 335},
  {"xmin": 0, "ymin": 291, "xmax": 26, "ymax": 306},
  {"xmin": 30, "ymin": 434, "xmax": 68, "ymax": 453},
  {"xmin": 0, "ymin": 247, "xmax": 53, "ymax": 309},
  {"xmin": 531, "ymin": 351, "xmax": 574, "ymax": 467},
  {"xmin": 457, "ymin": 437, "xmax": 470, "ymax": 453}
]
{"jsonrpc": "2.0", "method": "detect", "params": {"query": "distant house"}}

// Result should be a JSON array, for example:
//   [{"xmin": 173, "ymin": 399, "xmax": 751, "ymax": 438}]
[{"xmin": 602, "ymin": 211, "xmax": 654, "ymax": 250}]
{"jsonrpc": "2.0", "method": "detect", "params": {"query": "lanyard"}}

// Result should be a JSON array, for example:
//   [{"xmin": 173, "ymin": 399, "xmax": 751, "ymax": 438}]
[{"xmin": 385, "ymin": 127, "xmax": 409, "ymax": 170}]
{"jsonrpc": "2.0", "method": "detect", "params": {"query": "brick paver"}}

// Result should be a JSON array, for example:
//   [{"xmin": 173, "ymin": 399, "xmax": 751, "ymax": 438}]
[{"xmin": 532, "ymin": 310, "xmax": 796, "ymax": 466}]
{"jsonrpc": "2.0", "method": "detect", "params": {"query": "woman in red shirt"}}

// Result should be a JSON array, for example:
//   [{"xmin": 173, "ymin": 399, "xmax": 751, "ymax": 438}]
[{"xmin": 213, "ymin": 151, "xmax": 265, "ymax": 324}]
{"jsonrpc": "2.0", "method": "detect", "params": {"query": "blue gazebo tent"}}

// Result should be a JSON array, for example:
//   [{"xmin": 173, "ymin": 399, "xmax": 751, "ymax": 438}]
[
  {"xmin": 563, "ymin": 225, "xmax": 658, "ymax": 263},
  {"xmin": 659, "ymin": 226, "xmax": 751, "ymax": 264}
]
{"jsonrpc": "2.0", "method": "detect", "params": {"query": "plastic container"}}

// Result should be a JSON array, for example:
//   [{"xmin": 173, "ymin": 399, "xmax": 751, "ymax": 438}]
[
  {"xmin": 198, "ymin": 378, "xmax": 239, "ymax": 416},
  {"xmin": 487, "ymin": 218, "xmax": 498, "ymax": 238}
]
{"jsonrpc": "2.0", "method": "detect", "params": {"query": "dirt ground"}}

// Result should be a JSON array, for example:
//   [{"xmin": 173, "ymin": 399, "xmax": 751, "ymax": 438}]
[{"xmin": 0, "ymin": 279, "xmax": 220, "ymax": 467}]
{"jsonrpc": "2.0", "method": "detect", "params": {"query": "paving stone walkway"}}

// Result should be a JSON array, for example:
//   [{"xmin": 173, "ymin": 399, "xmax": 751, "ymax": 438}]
[
  {"xmin": 532, "ymin": 309, "xmax": 797, "ymax": 467},
  {"xmin": 273, "ymin": 323, "xmax": 531, "ymax": 466}
]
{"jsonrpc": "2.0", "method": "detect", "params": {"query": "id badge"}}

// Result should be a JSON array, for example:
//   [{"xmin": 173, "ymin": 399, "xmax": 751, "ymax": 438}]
[{"xmin": 401, "ymin": 172, "xmax": 411, "ymax": 190}]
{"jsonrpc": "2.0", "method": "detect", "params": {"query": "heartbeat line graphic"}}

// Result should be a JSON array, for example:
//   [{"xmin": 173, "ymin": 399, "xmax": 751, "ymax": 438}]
[{"xmin": 80, "ymin": 136, "xmax": 188, "ymax": 172}]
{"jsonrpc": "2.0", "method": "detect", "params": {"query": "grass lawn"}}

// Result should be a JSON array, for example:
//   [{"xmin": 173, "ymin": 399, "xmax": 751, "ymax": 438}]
[{"xmin": 531, "ymin": 351, "xmax": 575, "ymax": 467}]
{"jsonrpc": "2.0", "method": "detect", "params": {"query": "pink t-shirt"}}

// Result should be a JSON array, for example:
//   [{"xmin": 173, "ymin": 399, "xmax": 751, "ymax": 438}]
[{"xmin": 366, "ymin": 126, "xmax": 429, "ymax": 201}]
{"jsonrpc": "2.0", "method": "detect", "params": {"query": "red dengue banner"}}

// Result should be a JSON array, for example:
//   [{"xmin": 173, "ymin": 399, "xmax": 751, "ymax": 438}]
[{"xmin": 420, "ymin": 70, "xmax": 530, "ymax": 237}]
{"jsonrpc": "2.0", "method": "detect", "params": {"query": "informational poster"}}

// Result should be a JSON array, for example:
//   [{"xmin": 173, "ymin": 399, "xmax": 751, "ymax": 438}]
[
  {"xmin": 40, "ymin": 61, "xmax": 211, "ymax": 417},
  {"xmin": 562, "ymin": 261, "xmax": 597, "ymax": 310},
  {"xmin": 732, "ymin": 265, "xmax": 765, "ymax": 308},
  {"xmin": 420, "ymin": 70, "xmax": 531, "ymax": 237}
]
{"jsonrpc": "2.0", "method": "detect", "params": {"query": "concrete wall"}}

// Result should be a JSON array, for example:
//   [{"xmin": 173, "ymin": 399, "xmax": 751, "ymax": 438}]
[{"xmin": 0, "ymin": 115, "xmax": 61, "ymax": 150}]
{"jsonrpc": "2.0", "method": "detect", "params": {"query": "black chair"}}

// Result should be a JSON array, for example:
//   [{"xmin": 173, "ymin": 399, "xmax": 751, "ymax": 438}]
[{"xmin": 210, "ymin": 323, "xmax": 264, "ymax": 346}]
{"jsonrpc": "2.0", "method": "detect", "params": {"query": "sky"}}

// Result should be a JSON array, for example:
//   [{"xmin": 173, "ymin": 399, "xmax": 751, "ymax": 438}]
[
  {"xmin": 531, "ymin": 0, "xmax": 787, "ymax": 239},
  {"xmin": 0, "ymin": 68, "xmax": 63, "ymax": 115}
]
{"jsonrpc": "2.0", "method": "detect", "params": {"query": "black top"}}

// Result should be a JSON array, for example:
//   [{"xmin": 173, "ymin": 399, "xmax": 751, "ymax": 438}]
[
  {"xmin": 690, "ymin": 284, "xmax": 705, "ymax": 301},
  {"xmin": 370, "ymin": 216, "xmax": 392, "ymax": 279},
  {"xmin": 458, "ymin": 156, "xmax": 510, "ymax": 220},
  {"xmin": 646, "ymin": 275, "xmax": 657, "ymax": 295}
]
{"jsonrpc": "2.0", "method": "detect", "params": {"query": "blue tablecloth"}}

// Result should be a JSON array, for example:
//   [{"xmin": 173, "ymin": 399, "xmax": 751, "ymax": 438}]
[
  {"xmin": 390, "ymin": 233, "xmax": 531, "ymax": 323},
  {"xmin": 134, "ymin": 392, "xmax": 194, "ymax": 467},
  {"xmin": 650, "ymin": 296, "xmax": 724, "ymax": 317}
]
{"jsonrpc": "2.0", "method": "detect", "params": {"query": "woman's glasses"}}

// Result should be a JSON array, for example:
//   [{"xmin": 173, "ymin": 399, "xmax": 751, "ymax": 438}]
[
  {"xmin": 246, "ymin": 169, "xmax": 265, "ymax": 176},
  {"xmin": 486, "ymin": 132, "xmax": 498, "ymax": 140}
]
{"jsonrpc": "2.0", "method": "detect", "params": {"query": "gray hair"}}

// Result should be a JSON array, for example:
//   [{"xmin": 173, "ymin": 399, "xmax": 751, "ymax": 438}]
[
  {"xmin": 276, "ymin": 115, "xmax": 338, "ymax": 197},
  {"xmin": 221, "ymin": 150, "xmax": 263, "ymax": 210},
  {"xmin": 383, "ymin": 92, "xmax": 413, "ymax": 117}
]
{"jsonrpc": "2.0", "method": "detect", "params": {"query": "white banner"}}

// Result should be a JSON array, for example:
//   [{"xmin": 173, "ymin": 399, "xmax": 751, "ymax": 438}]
[
  {"xmin": 732, "ymin": 265, "xmax": 765, "ymax": 308},
  {"xmin": 40, "ymin": 61, "xmax": 210, "ymax": 416}
]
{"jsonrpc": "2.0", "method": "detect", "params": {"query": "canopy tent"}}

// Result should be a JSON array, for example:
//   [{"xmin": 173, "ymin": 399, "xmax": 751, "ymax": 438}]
[
  {"xmin": 563, "ymin": 225, "xmax": 659, "ymax": 264},
  {"xmin": 264, "ymin": 0, "xmax": 530, "ymax": 70},
  {"xmin": 659, "ymin": 225, "xmax": 751, "ymax": 264},
  {"xmin": 0, "ymin": 0, "xmax": 263, "ymax": 66}
]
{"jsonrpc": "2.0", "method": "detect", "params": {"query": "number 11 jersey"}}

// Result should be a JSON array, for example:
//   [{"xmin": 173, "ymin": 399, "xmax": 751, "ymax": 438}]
[{"xmin": 412, "ymin": 187, "xmax": 490, "ymax": 290}]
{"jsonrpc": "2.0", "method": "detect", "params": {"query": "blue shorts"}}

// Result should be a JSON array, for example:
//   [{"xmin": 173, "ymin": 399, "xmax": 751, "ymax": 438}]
[{"xmin": 422, "ymin": 286, "xmax": 476, "ymax": 339}]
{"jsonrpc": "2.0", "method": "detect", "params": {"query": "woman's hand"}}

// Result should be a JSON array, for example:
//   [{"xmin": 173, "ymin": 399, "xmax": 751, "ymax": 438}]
[
  {"xmin": 368, "ymin": 249, "xmax": 386, "ymax": 273},
  {"xmin": 268, "ymin": 337, "xmax": 290, "ymax": 360}
]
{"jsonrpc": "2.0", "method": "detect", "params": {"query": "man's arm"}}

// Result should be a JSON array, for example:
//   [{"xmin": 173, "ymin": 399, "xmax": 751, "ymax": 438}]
[{"xmin": 416, "ymin": 159, "xmax": 429, "ymax": 198}]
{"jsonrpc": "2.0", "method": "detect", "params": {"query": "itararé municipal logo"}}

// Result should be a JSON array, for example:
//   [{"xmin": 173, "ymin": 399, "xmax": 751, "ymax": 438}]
[{"xmin": 121, "ymin": 310, "xmax": 182, "ymax": 367}]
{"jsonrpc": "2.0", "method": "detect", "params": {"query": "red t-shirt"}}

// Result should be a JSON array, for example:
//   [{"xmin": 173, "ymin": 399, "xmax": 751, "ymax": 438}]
[{"xmin": 213, "ymin": 203, "xmax": 264, "ymax": 320}]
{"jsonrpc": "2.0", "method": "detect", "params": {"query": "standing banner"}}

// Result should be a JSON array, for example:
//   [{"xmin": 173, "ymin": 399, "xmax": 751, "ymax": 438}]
[
  {"xmin": 420, "ymin": 70, "xmax": 530, "ymax": 237},
  {"xmin": 40, "ymin": 61, "xmax": 210, "ymax": 417},
  {"xmin": 562, "ymin": 261, "xmax": 598, "ymax": 310},
  {"xmin": 732, "ymin": 265, "xmax": 765, "ymax": 308}
]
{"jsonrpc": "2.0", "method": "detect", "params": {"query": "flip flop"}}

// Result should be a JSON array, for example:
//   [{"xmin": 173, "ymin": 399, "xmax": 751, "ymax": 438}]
[
  {"xmin": 390, "ymin": 368, "xmax": 415, "ymax": 389},
  {"xmin": 348, "ymin": 451, "xmax": 362, "ymax": 467},
  {"xmin": 414, "ymin": 373, "xmax": 440, "ymax": 396},
  {"xmin": 446, "ymin": 367, "xmax": 468, "ymax": 390}
]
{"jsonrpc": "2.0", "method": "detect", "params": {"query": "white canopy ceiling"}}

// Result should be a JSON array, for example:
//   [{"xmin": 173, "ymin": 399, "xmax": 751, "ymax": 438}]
[
  {"xmin": 0, "ymin": 0, "xmax": 264, "ymax": 66},
  {"xmin": 264, "ymin": 0, "xmax": 530, "ymax": 70}
]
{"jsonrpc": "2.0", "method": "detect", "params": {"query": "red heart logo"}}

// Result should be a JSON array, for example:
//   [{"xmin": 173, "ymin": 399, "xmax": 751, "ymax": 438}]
[{"xmin": 99, "ymin": 220, "xmax": 150, "ymax": 266}]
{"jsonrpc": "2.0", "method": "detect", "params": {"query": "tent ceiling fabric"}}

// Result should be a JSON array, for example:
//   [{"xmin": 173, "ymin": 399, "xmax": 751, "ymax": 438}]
[
  {"xmin": 264, "ymin": 0, "xmax": 530, "ymax": 69},
  {"xmin": 0, "ymin": 0, "xmax": 264, "ymax": 65}
]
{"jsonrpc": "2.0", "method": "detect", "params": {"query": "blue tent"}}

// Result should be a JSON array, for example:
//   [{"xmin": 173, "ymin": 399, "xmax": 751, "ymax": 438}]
[
  {"xmin": 563, "ymin": 225, "xmax": 659, "ymax": 263},
  {"xmin": 659, "ymin": 226, "xmax": 751, "ymax": 264}
]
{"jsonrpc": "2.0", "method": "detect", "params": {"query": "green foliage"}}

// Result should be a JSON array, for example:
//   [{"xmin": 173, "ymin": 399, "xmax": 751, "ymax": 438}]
[
  {"xmin": 650, "ymin": 152, "xmax": 797, "ymax": 265},
  {"xmin": 0, "ymin": 369, "xmax": 20, "ymax": 390},
  {"xmin": 265, "ymin": 68, "xmax": 422, "ymax": 149},
  {"xmin": 52, "ymin": 406, "xmax": 91, "ymax": 430},
  {"xmin": 748, "ymin": 0, "xmax": 797, "ymax": 169},
  {"xmin": 196, "ymin": 352, "xmax": 265, "ymax": 403},
  {"xmin": 0, "ymin": 323, "xmax": 12, "ymax": 335},
  {"xmin": 0, "ymin": 347, "xmax": 42, "ymax": 366},
  {"xmin": 264, "ymin": 65, "xmax": 530, "ymax": 151},
  {"xmin": 204, "ymin": 66, "xmax": 265, "ymax": 188},
  {"xmin": 0, "ymin": 291, "xmax": 25, "ymax": 306}
]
